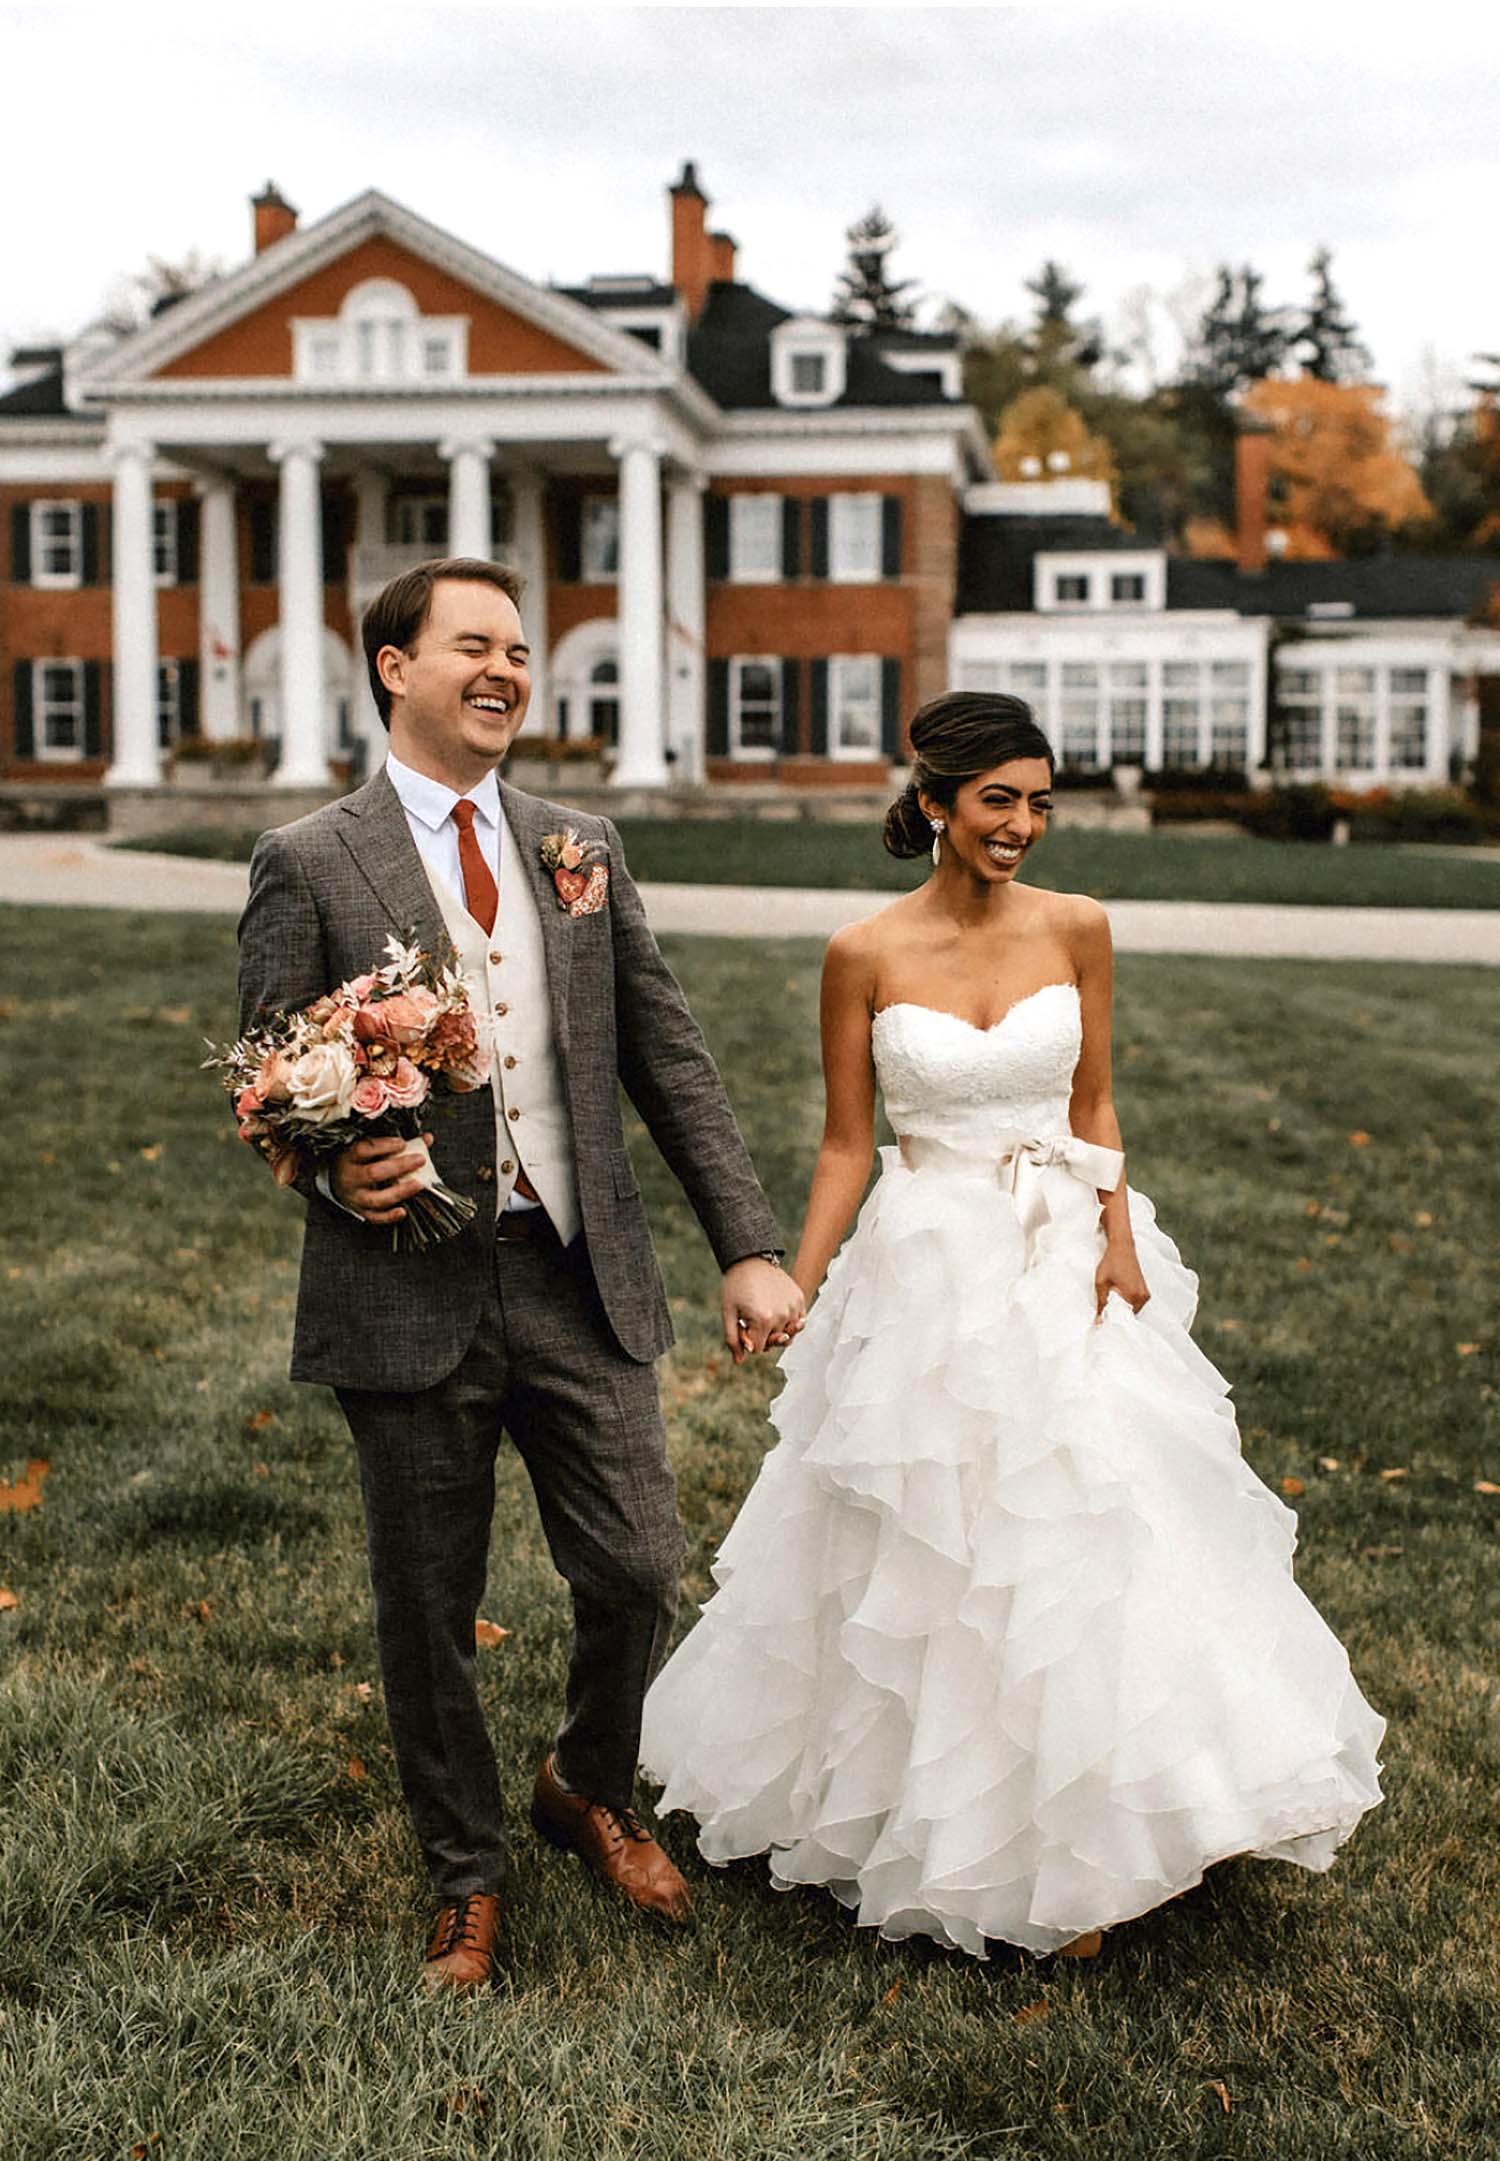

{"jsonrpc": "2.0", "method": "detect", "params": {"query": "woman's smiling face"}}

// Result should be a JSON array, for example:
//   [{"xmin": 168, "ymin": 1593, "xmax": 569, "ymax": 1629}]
[{"xmin": 922, "ymin": 757, "xmax": 1055, "ymax": 883}]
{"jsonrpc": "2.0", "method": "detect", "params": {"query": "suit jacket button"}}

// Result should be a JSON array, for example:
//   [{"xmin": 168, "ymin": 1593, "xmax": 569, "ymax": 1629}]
[{"xmin": 475, "ymin": 1166, "xmax": 494, "ymax": 1184}]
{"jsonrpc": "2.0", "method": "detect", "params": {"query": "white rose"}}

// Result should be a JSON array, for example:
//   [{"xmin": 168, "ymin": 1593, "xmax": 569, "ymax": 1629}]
[{"xmin": 286, "ymin": 1041, "xmax": 360, "ymax": 1125}]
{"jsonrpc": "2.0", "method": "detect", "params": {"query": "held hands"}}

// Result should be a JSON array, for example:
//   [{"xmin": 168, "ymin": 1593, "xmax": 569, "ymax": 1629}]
[
  {"xmin": 722, "ymin": 1258, "xmax": 807, "ymax": 1365},
  {"xmin": 1095, "ymin": 1242, "xmax": 1150, "ymax": 1322},
  {"xmin": 330, "ymin": 1132, "xmax": 436, "ymax": 1227}
]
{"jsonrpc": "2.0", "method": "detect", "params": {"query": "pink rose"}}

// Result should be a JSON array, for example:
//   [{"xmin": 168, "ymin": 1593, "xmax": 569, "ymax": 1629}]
[
  {"xmin": 354, "ymin": 991, "xmax": 434, "ymax": 1048},
  {"xmin": 348, "ymin": 972, "xmax": 378, "ymax": 999},
  {"xmin": 235, "ymin": 1085, "xmax": 263, "ymax": 1118},
  {"xmin": 384, "ymin": 1058, "xmax": 430, "ymax": 1110},
  {"xmin": 351, "ymin": 1076, "xmax": 392, "ymax": 1118}
]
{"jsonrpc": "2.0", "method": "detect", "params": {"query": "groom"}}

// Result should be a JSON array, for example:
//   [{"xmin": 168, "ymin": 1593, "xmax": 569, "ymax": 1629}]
[{"xmin": 237, "ymin": 556, "xmax": 803, "ymax": 1991}]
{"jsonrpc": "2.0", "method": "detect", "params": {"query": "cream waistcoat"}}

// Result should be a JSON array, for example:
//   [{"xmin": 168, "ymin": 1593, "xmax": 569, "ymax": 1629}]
[{"xmin": 423, "ymin": 807, "xmax": 582, "ymax": 1246}]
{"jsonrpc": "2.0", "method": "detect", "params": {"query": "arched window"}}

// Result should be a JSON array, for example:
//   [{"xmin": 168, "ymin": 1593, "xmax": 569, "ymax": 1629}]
[
  {"xmin": 588, "ymin": 658, "xmax": 620, "ymax": 746},
  {"xmin": 293, "ymin": 279, "xmax": 467, "ymax": 383}
]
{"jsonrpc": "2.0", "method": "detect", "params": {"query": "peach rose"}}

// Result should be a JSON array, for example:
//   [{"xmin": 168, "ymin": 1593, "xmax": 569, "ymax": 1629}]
[
  {"xmin": 235, "ymin": 1085, "xmax": 262, "ymax": 1119},
  {"xmin": 256, "ymin": 1051, "xmax": 293, "ymax": 1103},
  {"xmin": 384, "ymin": 1058, "xmax": 430, "ymax": 1110},
  {"xmin": 351, "ymin": 1076, "xmax": 392, "ymax": 1118},
  {"xmin": 348, "ymin": 972, "xmax": 379, "ymax": 999},
  {"xmin": 286, "ymin": 1041, "xmax": 360, "ymax": 1124}
]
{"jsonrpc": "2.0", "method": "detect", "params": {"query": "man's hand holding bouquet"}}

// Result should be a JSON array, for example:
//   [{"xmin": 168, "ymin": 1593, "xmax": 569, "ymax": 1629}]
[{"xmin": 209, "ymin": 935, "xmax": 492, "ymax": 1251}]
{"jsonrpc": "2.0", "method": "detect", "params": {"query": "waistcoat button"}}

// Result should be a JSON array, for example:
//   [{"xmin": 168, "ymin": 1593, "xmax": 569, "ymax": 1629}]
[
  {"xmin": 504, "ymin": 1054, "xmax": 517, "ymax": 1069},
  {"xmin": 508, "ymin": 1106, "xmax": 521, "ymax": 1121},
  {"xmin": 495, "ymin": 1002, "xmax": 509, "ymax": 1016},
  {"xmin": 489, "ymin": 951, "xmax": 503, "ymax": 965},
  {"xmin": 475, "ymin": 1166, "xmax": 494, "ymax": 1184},
  {"xmin": 500, "ymin": 1158, "xmax": 514, "ymax": 1174}
]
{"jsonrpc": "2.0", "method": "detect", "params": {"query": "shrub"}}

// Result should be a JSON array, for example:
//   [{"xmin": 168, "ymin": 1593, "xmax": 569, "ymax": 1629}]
[
  {"xmin": 1144, "ymin": 764, "xmax": 1251, "ymax": 795},
  {"xmin": 1150, "ymin": 791, "xmax": 1259, "ymax": 827},
  {"xmin": 1236, "ymin": 785, "xmax": 1339, "ymax": 842},
  {"xmin": 1347, "ymin": 788, "xmax": 1493, "ymax": 844}
]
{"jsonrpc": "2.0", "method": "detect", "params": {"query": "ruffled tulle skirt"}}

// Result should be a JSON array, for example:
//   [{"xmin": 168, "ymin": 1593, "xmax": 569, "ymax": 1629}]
[{"xmin": 640, "ymin": 1144, "xmax": 1384, "ymax": 1957}]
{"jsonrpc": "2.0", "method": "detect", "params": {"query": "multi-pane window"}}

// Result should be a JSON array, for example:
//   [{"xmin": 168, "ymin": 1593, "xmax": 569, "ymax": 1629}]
[
  {"xmin": 153, "ymin": 503, "xmax": 177, "ymax": 586},
  {"xmin": 728, "ymin": 495, "xmax": 782, "ymax": 582},
  {"xmin": 1333, "ymin": 666, "xmax": 1377, "ymax": 772},
  {"xmin": 829, "ymin": 495, "xmax": 881, "ymax": 582},
  {"xmin": 1053, "ymin": 573, "xmax": 1090, "ymax": 605},
  {"xmin": 790, "ymin": 353, "xmax": 827, "ymax": 396},
  {"xmin": 588, "ymin": 658, "xmax": 620, "ymax": 746},
  {"xmin": 1208, "ymin": 661, "xmax": 1251, "ymax": 766},
  {"xmin": 1276, "ymin": 659, "xmax": 1435, "ymax": 776},
  {"xmin": 1058, "ymin": 661, "xmax": 1102, "ymax": 767},
  {"xmin": 829, "ymin": 656, "xmax": 881, "ymax": 757},
  {"xmin": 394, "ymin": 497, "xmax": 449, "ymax": 549},
  {"xmin": 1388, "ymin": 667, "xmax": 1429, "ymax": 771},
  {"xmin": 36, "ymin": 660, "xmax": 84, "ymax": 758},
  {"xmin": 157, "ymin": 662, "xmax": 180, "ymax": 750},
  {"xmin": 581, "ymin": 496, "xmax": 620, "ymax": 581},
  {"xmin": 31, "ymin": 501, "xmax": 81, "ymax": 587},
  {"xmin": 731, "ymin": 658, "xmax": 781, "ymax": 756},
  {"xmin": 1107, "ymin": 661, "xmax": 1148, "ymax": 762},
  {"xmin": 1110, "ymin": 573, "xmax": 1146, "ymax": 604}
]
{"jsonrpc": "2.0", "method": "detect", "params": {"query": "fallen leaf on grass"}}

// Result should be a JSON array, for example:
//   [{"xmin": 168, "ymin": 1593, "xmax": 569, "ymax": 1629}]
[
  {"xmin": 1280, "ymin": 1477, "xmax": 1305, "ymax": 1498},
  {"xmin": 1361, "ymin": 1544, "xmax": 1403, "ymax": 1559},
  {"xmin": 1304, "ymin": 1200, "xmax": 1321, "ymax": 1218},
  {"xmin": 37, "ymin": 1151, "xmax": 56, "ymax": 1165},
  {"xmin": 1348, "ymin": 1131, "xmax": 1373, "ymax": 1148},
  {"xmin": 0, "ymin": 1589, "xmax": 18, "ymax": 1614},
  {"xmin": 131, "ymin": 2138, "xmax": 163, "ymax": 2159},
  {"xmin": 474, "ymin": 1619, "xmax": 510, "ymax": 1648},
  {"xmin": 1013, "ymin": 1999, "xmax": 1049, "ymax": 2025},
  {"xmin": 880, "ymin": 1980, "xmax": 902, "ymax": 2008},
  {"xmin": 442, "ymin": 2089, "xmax": 488, "ymax": 2119},
  {"xmin": 1457, "ymin": 1344, "xmax": 1482, "ymax": 1358},
  {"xmin": 1319, "ymin": 1457, "xmax": 1340, "ymax": 1472},
  {"xmin": 245, "ymin": 1409, "xmax": 275, "ymax": 1431},
  {"xmin": 5, "ymin": 1266, "xmax": 23, "ymax": 1280},
  {"xmin": 1207, "ymin": 2081, "xmax": 1231, "ymax": 2114},
  {"xmin": 1414, "ymin": 1211, "xmax": 1434, "ymax": 1229},
  {"xmin": 158, "ymin": 1006, "xmax": 193, "ymax": 1025},
  {"xmin": 1215, "ymin": 1318, "xmax": 1240, "ymax": 1333},
  {"xmin": 0, "ymin": 1459, "xmax": 50, "ymax": 1514},
  {"xmin": 346, "ymin": 1756, "xmax": 367, "ymax": 1782},
  {"xmin": 188, "ymin": 1599, "xmax": 212, "ymax": 1623},
  {"xmin": 355, "ymin": 1681, "xmax": 373, "ymax": 1702},
  {"xmin": 252, "ymin": 1461, "xmax": 269, "ymax": 1478},
  {"xmin": 140, "ymin": 1145, "xmax": 163, "ymax": 1162},
  {"xmin": 1295, "ymin": 1258, "xmax": 1312, "ymax": 1273},
  {"xmin": 1475, "ymin": 1481, "xmax": 1500, "ymax": 1497},
  {"xmin": 1378, "ymin": 1467, "xmax": 1408, "ymax": 1483}
]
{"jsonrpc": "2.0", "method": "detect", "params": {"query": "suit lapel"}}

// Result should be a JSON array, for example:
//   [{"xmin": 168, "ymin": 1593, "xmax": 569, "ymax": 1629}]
[
  {"xmin": 334, "ymin": 766, "xmax": 449, "ymax": 958},
  {"xmin": 499, "ymin": 780, "xmax": 573, "ymax": 1048}
]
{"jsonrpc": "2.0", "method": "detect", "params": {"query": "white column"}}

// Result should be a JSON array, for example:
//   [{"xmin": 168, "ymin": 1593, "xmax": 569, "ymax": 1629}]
[
  {"xmin": 441, "ymin": 436, "xmax": 494, "ymax": 559},
  {"xmin": 1144, "ymin": 658, "xmax": 1164, "ymax": 775},
  {"xmin": 611, "ymin": 434, "xmax": 668, "ymax": 788},
  {"xmin": 348, "ymin": 467, "xmax": 389, "ymax": 754},
  {"xmin": 106, "ymin": 441, "xmax": 160, "ymax": 786},
  {"xmin": 269, "ymin": 438, "xmax": 329, "ymax": 788},
  {"xmin": 196, "ymin": 476, "xmax": 241, "ymax": 742},
  {"xmin": 509, "ymin": 466, "xmax": 549, "ymax": 737},
  {"xmin": 666, "ymin": 469, "xmax": 706, "ymax": 784}
]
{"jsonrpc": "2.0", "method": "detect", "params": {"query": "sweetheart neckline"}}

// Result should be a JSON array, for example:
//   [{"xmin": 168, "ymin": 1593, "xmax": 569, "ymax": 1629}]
[{"xmin": 871, "ymin": 982, "xmax": 1080, "ymax": 1037}]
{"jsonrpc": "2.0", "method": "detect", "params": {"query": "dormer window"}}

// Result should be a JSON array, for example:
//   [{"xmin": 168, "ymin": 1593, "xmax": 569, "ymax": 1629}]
[
  {"xmin": 771, "ymin": 316, "xmax": 847, "ymax": 407},
  {"xmin": 292, "ymin": 278, "xmax": 468, "ymax": 384}
]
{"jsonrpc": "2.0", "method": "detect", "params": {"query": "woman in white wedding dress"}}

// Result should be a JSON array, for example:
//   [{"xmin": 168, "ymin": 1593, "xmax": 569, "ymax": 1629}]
[{"xmin": 640, "ymin": 694, "xmax": 1384, "ymax": 1961}]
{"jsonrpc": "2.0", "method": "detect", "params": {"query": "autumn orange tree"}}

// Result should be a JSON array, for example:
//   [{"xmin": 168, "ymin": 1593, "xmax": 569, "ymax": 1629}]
[
  {"xmin": 992, "ymin": 386, "xmax": 1119, "ymax": 506},
  {"xmin": 1242, "ymin": 377, "xmax": 1431, "ymax": 556}
]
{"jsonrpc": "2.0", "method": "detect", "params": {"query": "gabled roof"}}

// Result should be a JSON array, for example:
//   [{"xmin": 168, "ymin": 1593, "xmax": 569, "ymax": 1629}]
[
  {"xmin": 71, "ymin": 189, "xmax": 678, "ymax": 390},
  {"xmin": 684, "ymin": 280, "xmax": 958, "ymax": 411},
  {"xmin": 957, "ymin": 514, "xmax": 1144, "ymax": 611},
  {"xmin": 1167, "ymin": 554, "xmax": 1500, "ymax": 621},
  {"xmin": 0, "ymin": 365, "xmax": 70, "ymax": 417}
]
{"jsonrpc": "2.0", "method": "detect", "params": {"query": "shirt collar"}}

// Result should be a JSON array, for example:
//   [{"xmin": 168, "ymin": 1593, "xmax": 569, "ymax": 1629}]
[{"xmin": 384, "ymin": 750, "xmax": 501, "ymax": 836}]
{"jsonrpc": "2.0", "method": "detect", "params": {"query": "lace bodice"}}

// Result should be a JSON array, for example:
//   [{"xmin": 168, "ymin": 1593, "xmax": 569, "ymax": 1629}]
[{"xmin": 872, "ymin": 982, "xmax": 1081, "ymax": 1156}]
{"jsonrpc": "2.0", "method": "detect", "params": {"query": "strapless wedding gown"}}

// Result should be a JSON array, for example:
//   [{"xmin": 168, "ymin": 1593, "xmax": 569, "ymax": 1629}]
[{"xmin": 640, "ymin": 984, "xmax": 1384, "ymax": 1957}]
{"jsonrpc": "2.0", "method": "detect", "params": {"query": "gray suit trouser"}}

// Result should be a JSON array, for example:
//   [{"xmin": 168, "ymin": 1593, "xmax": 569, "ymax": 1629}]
[{"xmin": 336, "ymin": 1220, "xmax": 684, "ymax": 1902}]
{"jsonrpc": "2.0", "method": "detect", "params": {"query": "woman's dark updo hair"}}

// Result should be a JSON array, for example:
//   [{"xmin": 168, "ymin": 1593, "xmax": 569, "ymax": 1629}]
[{"xmin": 882, "ymin": 692, "xmax": 1056, "ymax": 859}]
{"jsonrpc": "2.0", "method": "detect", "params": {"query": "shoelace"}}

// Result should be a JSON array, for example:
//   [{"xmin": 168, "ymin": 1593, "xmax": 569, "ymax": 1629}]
[
  {"xmin": 595, "ymin": 1803, "xmax": 653, "ymax": 1849},
  {"xmin": 431, "ymin": 1893, "xmax": 489, "ymax": 1957}
]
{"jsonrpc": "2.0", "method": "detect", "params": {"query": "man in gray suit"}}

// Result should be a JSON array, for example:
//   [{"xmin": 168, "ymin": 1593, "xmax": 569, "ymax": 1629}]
[{"xmin": 238, "ymin": 557, "xmax": 803, "ymax": 1991}]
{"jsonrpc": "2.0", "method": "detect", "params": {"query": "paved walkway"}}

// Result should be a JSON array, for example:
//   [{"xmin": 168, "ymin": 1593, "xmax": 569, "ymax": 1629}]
[{"xmin": 2, "ymin": 834, "xmax": 1498, "ymax": 965}]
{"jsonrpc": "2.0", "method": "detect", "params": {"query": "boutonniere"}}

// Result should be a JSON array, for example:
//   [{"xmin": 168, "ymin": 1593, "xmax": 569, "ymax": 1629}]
[{"xmin": 539, "ymin": 827, "xmax": 610, "ymax": 917}]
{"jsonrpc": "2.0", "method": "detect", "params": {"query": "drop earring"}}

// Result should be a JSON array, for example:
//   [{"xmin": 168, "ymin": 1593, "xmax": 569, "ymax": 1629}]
[{"xmin": 929, "ymin": 817, "xmax": 945, "ymax": 867}]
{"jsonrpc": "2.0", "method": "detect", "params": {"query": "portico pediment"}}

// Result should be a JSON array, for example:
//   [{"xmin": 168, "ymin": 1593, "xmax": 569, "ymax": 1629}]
[{"xmin": 72, "ymin": 190, "xmax": 672, "ymax": 392}]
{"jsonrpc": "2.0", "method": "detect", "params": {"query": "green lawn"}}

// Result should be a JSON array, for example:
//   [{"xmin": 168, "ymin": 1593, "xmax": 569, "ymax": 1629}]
[
  {"xmin": 115, "ymin": 816, "xmax": 1500, "ymax": 910},
  {"xmin": 2, "ymin": 906, "xmax": 1497, "ymax": 2160}
]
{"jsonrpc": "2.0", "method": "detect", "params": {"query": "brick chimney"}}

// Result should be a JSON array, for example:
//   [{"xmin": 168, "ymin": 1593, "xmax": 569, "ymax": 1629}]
[
  {"xmin": 1235, "ymin": 418, "xmax": 1272, "ymax": 575},
  {"xmin": 669, "ymin": 161, "xmax": 713, "ymax": 323},
  {"xmin": 707, "ymin": 229, "xmax": 737, "ymax": 286},
  {"xmin": 252, "ymin": 182, "xmax": 298, "ymax": 256}
]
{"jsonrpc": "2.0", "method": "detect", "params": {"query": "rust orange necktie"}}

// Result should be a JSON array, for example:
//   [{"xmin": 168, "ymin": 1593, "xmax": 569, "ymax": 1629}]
[{"xmin": 450, "ymin": 798, "xmax": 498, "ymax": 934}]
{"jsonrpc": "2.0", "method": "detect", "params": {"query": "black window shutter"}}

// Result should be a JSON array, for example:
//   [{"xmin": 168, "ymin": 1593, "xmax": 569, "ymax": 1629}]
[
  {"xmin": 80, "ymin": 503, "xmax": 101, "ymax": 586},
  {"xmin": 556, "ymin": 495, "xmax": 582, "ymax": 583},
  {"xmin": 177, "ymin": 499, "xmax": 200, "ymax": 584},
  {"xmin": 780, "ymin": 659, "xmax": 802, "ymax": 756},
  {"xmin": 706, "ymin": 658, "xmax": 730, "ymax": 757},
  {"xmin": 319, "ymin": 494, "xmax": 343, "ymax": 584},
  {"xmin": 809, "ymin": 499, "xmax": 830, "ymax": 580},
  {"xmin": 10, "ymin": 504, "xmax": 31, "ymax": 584},
  {"xmin": 249, "ymin": 500, "xmax": 276, "ymax": 585},
  {"xmin": 179, "ymin": 658, "xmax": 200, "ymax": 738},
  {"xmin": 881, "ymin": 658, "xmax": 903, "ymax": 757},
  {"xmin": 13, "ymin": 662, "xmax": 34, "ymax": 756},
  {"xmin": 780, "ymin": 498, "xmax": 801, "ymax": 580},
  {"xmin": 704, "ymin": 493, "xmax": 730, "ymax": 580},
  {"xmin": 881, "ymin": 496, "xmax": 903, "ymax": 579},
  {"xmin": 83, "ymin": 663, "xmax": 104, "ymax": 759},
  {"xmin": 809, "ymin": 660, "xmax": 829, "ymax": 755}
]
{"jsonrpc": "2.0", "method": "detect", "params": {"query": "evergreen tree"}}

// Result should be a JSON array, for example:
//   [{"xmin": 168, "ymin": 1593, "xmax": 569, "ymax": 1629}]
[
  {"xmin": 1023, "ymin": 260, "xmax": 1104, "ymax": 373},
  {"xmin": 1295, "ymin": 247, "xmax": 1371, "ymax": 382},
  {"xmin": 1186, "ymin": 264, "xmax": 1291, "ymax": 399},
  {"xmin": 831, "ymin": 206, "xmax": 918, "ymax": 330}
]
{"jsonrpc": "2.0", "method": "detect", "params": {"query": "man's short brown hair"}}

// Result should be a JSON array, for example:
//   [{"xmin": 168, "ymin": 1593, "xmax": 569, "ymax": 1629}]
[{"xmin": 361, "ymin": 557, "xmax": 526, "ymax": 727}]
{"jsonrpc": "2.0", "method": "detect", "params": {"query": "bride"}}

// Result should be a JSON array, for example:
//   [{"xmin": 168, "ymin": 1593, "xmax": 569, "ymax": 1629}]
[{"xmin": 640, "ymin": 692, "xmax": 1384, "ymax": 1961}]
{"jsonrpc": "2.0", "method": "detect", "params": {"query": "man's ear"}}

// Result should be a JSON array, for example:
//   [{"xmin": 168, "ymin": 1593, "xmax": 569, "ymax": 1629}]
[{"xmin": 376, "ymin": 644, "xmax": 407, "ymax": 706}]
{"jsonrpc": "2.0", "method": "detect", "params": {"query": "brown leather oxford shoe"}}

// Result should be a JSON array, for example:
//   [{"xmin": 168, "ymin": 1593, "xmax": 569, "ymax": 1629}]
[
  {"xmin": 530, "ymin": 1755, "xmax": 694, "ymax": 1925},
  {"xmin": 422, "ymin": 1891, "xmax": 503, "ymax": 1993}
]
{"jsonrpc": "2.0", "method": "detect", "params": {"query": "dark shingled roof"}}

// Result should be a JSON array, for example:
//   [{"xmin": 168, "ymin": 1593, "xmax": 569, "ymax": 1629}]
[
  {"xmin": 684, "ymin": 280, "xmax": 956, "ymax": 410},
  {"xmin": 0, "ymin": 364, "xmax": 71, "ymax": 417},
  {"xmin": 956, "ymin": 514, "xmax": 1146, "ymax": 612},
  {"xmin": 554, "ymin": 280, "xmax": 679, "ymax": 310},
  {"xmin": 1168, "ymin": 554, "xmax": 1500, "ymax": 621}
]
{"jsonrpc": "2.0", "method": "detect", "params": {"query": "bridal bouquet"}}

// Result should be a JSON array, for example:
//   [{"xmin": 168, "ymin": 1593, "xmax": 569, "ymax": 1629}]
[{"xmin": 208, "ymin": 935, "xmax": 492, "ymax": 1252}]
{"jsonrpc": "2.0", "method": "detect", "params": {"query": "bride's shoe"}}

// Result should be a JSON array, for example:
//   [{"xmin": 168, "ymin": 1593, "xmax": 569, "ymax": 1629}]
[{"xmin": 1053, "ymin": 1930, "xmax": 1104, "ymax": 1960}]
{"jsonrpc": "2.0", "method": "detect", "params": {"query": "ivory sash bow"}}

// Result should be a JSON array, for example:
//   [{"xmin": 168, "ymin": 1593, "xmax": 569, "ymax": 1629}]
[{"xmin": 900, "ymin": 1129, "xmax": 1124, "ymax": 1240}]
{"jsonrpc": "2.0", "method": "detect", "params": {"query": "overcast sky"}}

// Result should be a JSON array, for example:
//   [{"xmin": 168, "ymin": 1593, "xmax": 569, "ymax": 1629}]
[{"xmin": 4, "ymin": 2, "xmax": 1495, "ymax": 419}]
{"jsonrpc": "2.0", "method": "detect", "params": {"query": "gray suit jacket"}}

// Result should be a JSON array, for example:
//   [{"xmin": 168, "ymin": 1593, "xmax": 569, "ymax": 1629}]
[{"xmin": 237, "ymin": 767, "xmax": 782, "ymax": 1389}]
